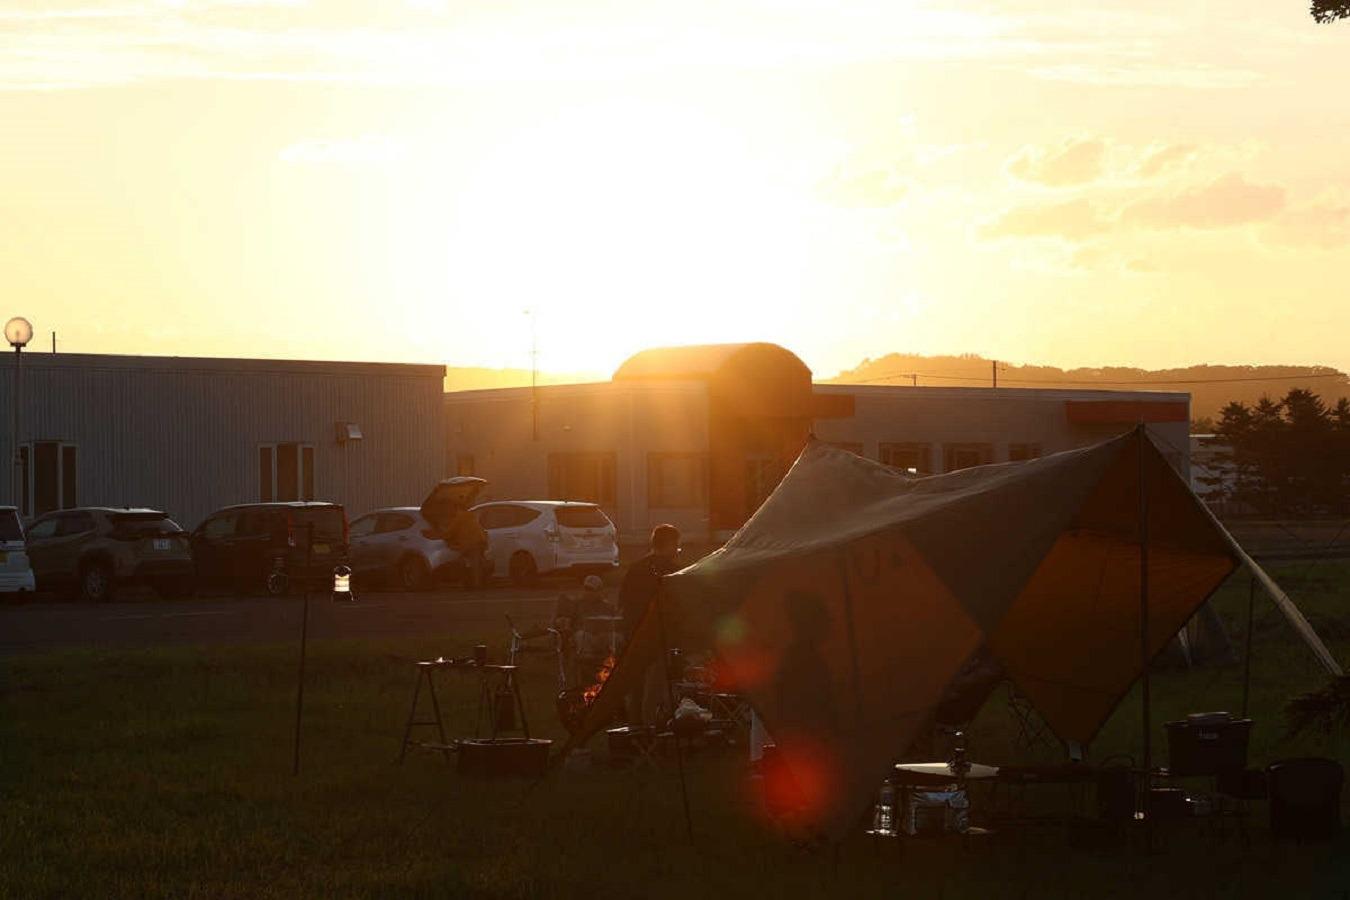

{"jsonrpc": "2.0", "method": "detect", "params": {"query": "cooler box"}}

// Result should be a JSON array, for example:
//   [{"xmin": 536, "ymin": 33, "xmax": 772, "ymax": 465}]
[{"xmin": 1164, "ymin": 712, "xmax": 1252, "ymax": 776}]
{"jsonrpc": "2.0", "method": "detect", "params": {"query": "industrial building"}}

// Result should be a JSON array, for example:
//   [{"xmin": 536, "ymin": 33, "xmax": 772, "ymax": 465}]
[
  {"xmin": 2, "ymin": 352, "xmax": 446, "ymax": 529},
  {"xmin": 444, "ymin": 343, "xmax": 1191, "ymax": 544}
]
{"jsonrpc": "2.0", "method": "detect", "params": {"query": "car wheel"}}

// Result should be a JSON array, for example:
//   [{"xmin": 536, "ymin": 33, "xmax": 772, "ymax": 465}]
[
  {"xmin": 399, "ymin": 555, "xmax": 432, "ymax": 592},
  {"xmin": 508, "ymin": 552, "xmax": 538, "ymax": 588},
  {"xmin": 265, "ymin": 571, "xmax": 290, "ymax": 597},
  {"xmin": 80, "ymin": 562, "xmax": 115, "ymax": 603}
]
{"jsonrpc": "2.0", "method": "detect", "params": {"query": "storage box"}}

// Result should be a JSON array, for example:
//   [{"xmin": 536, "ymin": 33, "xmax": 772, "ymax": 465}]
[
  {"xmin": 1164, "ymin": 713, "xmax": 1252, "ymax": 776},
  {"xmin": 902, "ymin": 786, "xmax": 970, "ymax": 836}
]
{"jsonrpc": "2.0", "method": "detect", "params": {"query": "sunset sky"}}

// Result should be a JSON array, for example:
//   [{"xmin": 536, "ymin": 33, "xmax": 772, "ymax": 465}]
[{"xmin": 4, "ymin": 0, "xmax": 1349, "ymax": 379}]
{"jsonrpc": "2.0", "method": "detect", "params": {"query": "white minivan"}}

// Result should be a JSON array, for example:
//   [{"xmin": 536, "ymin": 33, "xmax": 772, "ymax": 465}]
[
  {"xmin": 473, "ymin": 501, "xmax": 619, "ymax": 586},
  {"xmin": 0, "ymin": 506, "xmax": 36, "ymax": 593}
]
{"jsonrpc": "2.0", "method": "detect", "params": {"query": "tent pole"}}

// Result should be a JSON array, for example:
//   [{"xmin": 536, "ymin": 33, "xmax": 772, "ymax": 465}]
[
  {"xmin": 1137, "ymin": 426, "xmax": 1153, "ymax": 848},
  {"xmin": 653, "ymin": 590, "xmax": 695, "ymax": 844},
  {"xmin": 1242, "ymin": 573, "xmax": 1255, "ymax": 718}
]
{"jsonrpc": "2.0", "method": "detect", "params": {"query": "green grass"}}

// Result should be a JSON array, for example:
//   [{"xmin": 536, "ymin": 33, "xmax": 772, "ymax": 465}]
[{"xmin": 3, "ymin": 563, "xmax": 1350, "ymax": 899}]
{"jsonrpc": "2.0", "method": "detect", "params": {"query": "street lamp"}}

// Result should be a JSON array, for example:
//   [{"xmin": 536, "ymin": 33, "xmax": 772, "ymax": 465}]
[{"xmin": 5, "ymin": 317, "xmax": 32, "ymax": 511}]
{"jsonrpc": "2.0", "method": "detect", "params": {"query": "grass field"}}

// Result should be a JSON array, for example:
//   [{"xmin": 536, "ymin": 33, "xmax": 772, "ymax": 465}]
[{"xmin": 3, "ymin": 562, "xmax": 1350, "ymax": 899}]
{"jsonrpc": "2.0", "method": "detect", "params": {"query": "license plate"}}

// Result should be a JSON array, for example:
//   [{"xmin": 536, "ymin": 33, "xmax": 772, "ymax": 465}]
[
  {"xmin": 312, "ymin": 543, "xmax": 330, "ymax": 555},
  {"xmin": 152, "ymin": 539, "xmax": 170, "ymax": 551}
]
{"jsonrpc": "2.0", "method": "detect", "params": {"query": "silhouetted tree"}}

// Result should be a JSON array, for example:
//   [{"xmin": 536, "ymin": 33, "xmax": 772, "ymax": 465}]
[
  {"xmin": 1312, "ymin": 1, "xmax": 1350, "ymax": 23},
  {"xmin": 1212, "ymin": 389, "xmax": 1350, "ymax": 516}
]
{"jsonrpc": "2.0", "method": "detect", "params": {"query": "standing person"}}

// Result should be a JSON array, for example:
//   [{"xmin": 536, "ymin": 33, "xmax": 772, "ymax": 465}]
[{"xmin": 619, "ymin": 524, "xmax": 681, "ymax": 725}]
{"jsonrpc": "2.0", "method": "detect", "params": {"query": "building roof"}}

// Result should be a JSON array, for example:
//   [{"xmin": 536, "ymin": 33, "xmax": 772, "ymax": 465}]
[
  {"xmin": 814, "ymin": 383, "xmax": 1189, "ymax": 403},
  {"xmin": 13, "ymin": 352, "xmax": 445, "ymax": 380},
  {"xmin": 613, "ymin": 342, "xmax": 810, "ymax": 382}
]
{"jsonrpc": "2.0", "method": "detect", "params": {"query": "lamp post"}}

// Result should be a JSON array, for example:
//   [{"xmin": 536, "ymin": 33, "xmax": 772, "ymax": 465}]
[{"xmin": 4, "ymin": 317, "xmax": 33, "ymax": 511}]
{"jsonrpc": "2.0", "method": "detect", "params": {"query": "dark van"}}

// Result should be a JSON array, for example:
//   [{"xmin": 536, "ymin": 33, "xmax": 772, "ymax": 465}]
[{"xmin": 191, "ymin": 502, "xmax": 348, "ymax": 596}]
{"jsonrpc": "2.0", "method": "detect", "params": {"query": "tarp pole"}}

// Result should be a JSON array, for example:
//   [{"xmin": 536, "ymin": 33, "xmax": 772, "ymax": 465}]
[
  {"xmin": 1242, "ymin": 575, "xmax": 1255, "ymax": 718},
  {"xmin": 1138, "ymin": 427, "xmax": 1153, "ymax": 847},
  {"xmin": 654, "ymin": 590, "xmax": 695, "ymax": 844}
]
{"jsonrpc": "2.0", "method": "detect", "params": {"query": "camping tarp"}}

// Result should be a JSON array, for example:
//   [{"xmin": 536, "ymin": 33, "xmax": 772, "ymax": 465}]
[{"xmin": 567, "ymin": 429, "xmax": 1335, "ymax": 839}]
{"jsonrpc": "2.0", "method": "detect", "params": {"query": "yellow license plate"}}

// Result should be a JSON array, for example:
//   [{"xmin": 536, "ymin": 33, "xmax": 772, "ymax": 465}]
[{"xmin": 312, "ymin": 543, "xmax": 330, "ymax": 555}]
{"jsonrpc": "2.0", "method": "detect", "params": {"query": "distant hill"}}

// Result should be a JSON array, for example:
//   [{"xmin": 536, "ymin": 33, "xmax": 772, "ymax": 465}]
[
  {"xmin": 444, "ymin": 367, "xmax": 604, "ymax": 393},
  {"xmin": 826, "ymin": 354, "xmax": 1350, "ymax": 426}
]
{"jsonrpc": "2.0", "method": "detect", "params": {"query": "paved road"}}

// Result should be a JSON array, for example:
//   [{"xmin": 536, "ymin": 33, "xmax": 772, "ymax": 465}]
[{"xmin": 0, "ymin": 586, "xmax": 564, "ymax": 657}]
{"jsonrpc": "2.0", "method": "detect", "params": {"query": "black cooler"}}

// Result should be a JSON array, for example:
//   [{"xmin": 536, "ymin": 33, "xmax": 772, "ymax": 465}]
[{"xmin": 1164, "ymin": 712, "xmax": 1252, "ymax": 776}]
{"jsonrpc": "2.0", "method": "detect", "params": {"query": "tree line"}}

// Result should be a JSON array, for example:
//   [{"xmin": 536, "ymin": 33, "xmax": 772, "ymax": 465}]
[{"xmin": 1202, "ymin": 389, "xmax": 1350, "ymax": 517}]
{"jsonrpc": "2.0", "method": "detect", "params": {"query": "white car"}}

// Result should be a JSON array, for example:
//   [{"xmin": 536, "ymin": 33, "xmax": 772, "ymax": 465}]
[
  {"xmin": 473, "ymin": 501, "xmax": 619, "ymax": 586},
  {"xmin": 0, "ymin": 506, "xmax": 36, "ymax": 593}
]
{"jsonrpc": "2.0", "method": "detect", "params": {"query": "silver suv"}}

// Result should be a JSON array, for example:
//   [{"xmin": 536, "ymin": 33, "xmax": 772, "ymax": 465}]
[{"xmin": 25, "ymin": 508, "xmax": 195, "ymax": 601}]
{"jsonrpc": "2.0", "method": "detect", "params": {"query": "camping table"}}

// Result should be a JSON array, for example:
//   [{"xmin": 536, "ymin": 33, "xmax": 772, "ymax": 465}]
[
  {"xmin": 890, "ymin": 762, "xmax": 1100, "ymax": 830},
  {"xmin": 399, "ymin": 659, "xmax": 530, "ymax": 763}
]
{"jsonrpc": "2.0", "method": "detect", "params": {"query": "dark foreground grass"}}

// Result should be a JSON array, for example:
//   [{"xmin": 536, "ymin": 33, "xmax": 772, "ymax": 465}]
[{"xmin": 3, "ymin": 563, "xmax": 1350, "ymax": 899}]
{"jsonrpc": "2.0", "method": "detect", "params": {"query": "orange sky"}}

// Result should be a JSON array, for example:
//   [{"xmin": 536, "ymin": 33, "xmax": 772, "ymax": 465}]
[{"xmin": 3, "ymin": 1, "xmax": 1348, "ymax": 379}]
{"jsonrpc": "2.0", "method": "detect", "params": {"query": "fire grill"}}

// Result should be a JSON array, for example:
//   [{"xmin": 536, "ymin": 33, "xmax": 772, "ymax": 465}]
[{"xmin": 456, "ymin": 738, "xmax": 553, "ymax": 777}]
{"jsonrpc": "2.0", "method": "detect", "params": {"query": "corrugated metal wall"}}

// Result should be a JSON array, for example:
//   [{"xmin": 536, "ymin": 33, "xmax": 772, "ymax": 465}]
[{"xmin": 0, "ymin": 354, "xmax": 445, "ymax": 529}]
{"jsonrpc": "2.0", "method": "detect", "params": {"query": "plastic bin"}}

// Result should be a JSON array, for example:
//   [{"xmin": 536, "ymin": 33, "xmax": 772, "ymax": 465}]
[{"xmin": 1164, "ymin": 713, "xmax": 1252, "ymax": 776}]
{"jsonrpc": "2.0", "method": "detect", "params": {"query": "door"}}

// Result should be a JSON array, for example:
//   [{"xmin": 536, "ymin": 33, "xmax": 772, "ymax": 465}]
[
  {"xmin": 192, "ymin": 511, "xmax": 239, "ymax": 584},
  {"xmin": 372, "ymin": 512, "xmax": 417, "ymax": 574},
  {"xmin": 230, "ymin": 509, "xmax": 278, "ymax": 586}
]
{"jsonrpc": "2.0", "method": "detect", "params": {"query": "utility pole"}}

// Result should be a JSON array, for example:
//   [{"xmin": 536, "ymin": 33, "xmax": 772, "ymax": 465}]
[
  {"xmin": 908, "ymin": 373, "xmax": 917, "ymax": 387},
  {"xmin": 992, "ymin": 360, "xmax": 998, "ymax": 388},
  {"xmin": 525, "ymin": 309, "xmax": 538, "ymax": 441}
]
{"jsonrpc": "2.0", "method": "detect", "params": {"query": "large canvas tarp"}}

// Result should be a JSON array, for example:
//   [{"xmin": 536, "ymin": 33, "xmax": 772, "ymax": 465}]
[{"xmin": 567, "ymin": 429, "xmax": 1336, "ymax": 839}]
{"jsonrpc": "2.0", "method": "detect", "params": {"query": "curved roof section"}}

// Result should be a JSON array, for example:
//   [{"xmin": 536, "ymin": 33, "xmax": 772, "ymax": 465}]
[{"xmin": 612, "ymin": 342, "xmax": 811, "ymax": 382}]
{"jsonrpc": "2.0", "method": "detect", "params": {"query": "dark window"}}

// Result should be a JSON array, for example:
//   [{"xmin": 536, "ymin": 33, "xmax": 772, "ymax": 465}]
[
  {"xmin": 237, "ymin": 510, "xmax": 278, "ymax": 539},
  {"xmin": 56, "ymin": 511, "xmax": 95, "ymax": 537},
  {"xmin": 33, "ymin": 442, "xmax": 59, "ymax": 516},
  {"xmin": 547, "ymin": 452, "xmax": 617, "ymax": 506},
  {"xmin": 349, "ymin": 515, "xmax": 378, "ymax": 539},
  {"xmin": 110, "ymin": 513, "xmax": 181, "ymax": 538},
  {"xmin": 648, "ymin": 454, "xmax": 707, "ymax": 509},
  {"xmin": 200, "ymin": 514, "xmax": 237, "ymax": 539},
  {"xmin": 879, "ymin": 442, "xmax": 932, "ymax": 474},
  {"xmin": 477, "ymin": 505, "xmax": 539, "ymax": 530},
  {"xmin": 1008, "ymin": 443, "xmax": 1042, "ymax": 462},
  {"xmin": 26, "ymin": 517, "xmax": 59, "ymax": 540},
  {"xmin": 376, "ymin": 513, "xmax": 415, "ymax": 534},
  {"xmin": 259, "ymin": 448, "xmax": 273, "ymax": 502},
  {"xmin": 259, "ymin": 443, "xmax": 315, "ymax": 503},
  {"xmin": 943, "ymin": 443, "xmax": 994, "ymax": 472},
  {"xmin": 61, "ymin": 446, "xmax": 77, "ymax": 508},
  {"xmin": 555, "ymin": 506, "xmax": 610, "ymax": 529},
  {"xmin": 302, "ymin": 446, "xmax": 315, "ymax": 501},
  {"xmin": 0, "ymin": 509, "xmax": 23, "ymax": 542},
  {"xmin": 292, "ymin": 507, "xmax": 345, "ymax": 542}
]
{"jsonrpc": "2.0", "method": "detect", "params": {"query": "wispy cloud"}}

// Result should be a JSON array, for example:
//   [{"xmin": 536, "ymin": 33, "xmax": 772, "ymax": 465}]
[
  {"xmin": 1007, "ymin": 137, "xmax": 1105, "ymax": 186},
  {"xmin": 1122, "ymin": 173, "xmax": 1285, "ymax": 230},
  {"xmin": 980, "ymin": 198, "xmax": 1111, "ymax": 241}
]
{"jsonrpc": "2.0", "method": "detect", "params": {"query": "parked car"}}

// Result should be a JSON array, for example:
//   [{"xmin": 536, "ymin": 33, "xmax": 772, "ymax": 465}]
[
  {"xmin": 191, "ymin": 502, "xmax": 348, "ymax": 596},
  {"xmin": 472, "ymin": 501, "xmax": 619, "ymax": 586},
  {"xmin": 349, "ymin": 506, "xmax": 485, "ymax": 590},
  {"xmin": 0, "ymin": 506, "xmax": 36, "ymax": 594},
  {"xmin": 25, "ymin": 507, "xmax": 194, "ymax": 601}
]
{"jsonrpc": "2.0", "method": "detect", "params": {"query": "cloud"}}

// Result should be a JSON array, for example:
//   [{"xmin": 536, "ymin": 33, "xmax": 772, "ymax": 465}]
[
  {"xmin": 980, "ymin": 198, "xmax": 1110, "ymax": 241},
  {"xmin": 1007, "ymin": 138, "xmax": 1105, "ymax": 186},
  {"xmin": 817, "ymin": 167, "xmax": 908, "ymax": 208},
  {"xmin": 1136, "ymin": 143, "xmax": 1197, "ymax": 178},
  {"xmin": 1262, "ymin": 196, "xmax": 1350, "ymax": 249},
  {"xmin": 1121, "ymin": 173, "xmax": 1285, "ymax": 230}
]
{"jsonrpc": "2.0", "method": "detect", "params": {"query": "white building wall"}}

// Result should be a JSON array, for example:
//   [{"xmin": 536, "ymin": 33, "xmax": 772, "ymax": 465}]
[{"xmin": 811, "ymin": 385, "xmax": 1192, "ymax": 476}]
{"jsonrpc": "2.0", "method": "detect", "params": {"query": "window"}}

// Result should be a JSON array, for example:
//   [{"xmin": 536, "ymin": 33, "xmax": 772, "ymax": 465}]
[
  {"xmin": 349, "ymin": 515, "xmax": 379, "ymax": 539},
  {"xmin": 943, "ymin": 443, "xmax": 994, "ymax": 472},
  {"xmin": 237, "ymin": 509, "xmax": 280, "ymax": 540},
  {"xmin": 879, "ymin": 442, "xmax": 932, "ymax": 475},
  {"xmin": 27, "ymin": 517, "xmax": 59, "ymax": 540},
  {"xmin": 477, "ymin": 505, "xmax": 541, "ymax": 530},
  {"xmin": 648, "ymin": 453, "xmax": 707, "ymax": 509},
  {"xmin": 200, "ymin": 513, "xmax": 237, "ymax": 540},
  {"xmin": 547, "ymin": 452, "xmax": 617, "ymax": 506},
  {"xmin": 0, "ymin": 509, "xmax": 21, "ymax": 542},
  {"xmin": 56, "ymin": 511, "xmax": 95, "ymax": 537},
  {"xmin": 377, "ymin": 513, "xmax": 416, "ymax": 534},
  {"xmin": 1008, "ymin": 443, "xmax": 1042, "ymax": 462},
  {"xmin": 555, "ymin": 506, "xmax": 611, "ymax": 529},
  {"xmin": 21, "ymin": 441, "xmax": 77, "ymax": 517},
  {"xmin": 456, "ymin": 454, "xmax": 476, "ymax": 477},
  {"xmin": 259, "ymin": 443, "xmax": 315, "ymax": 502}
]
